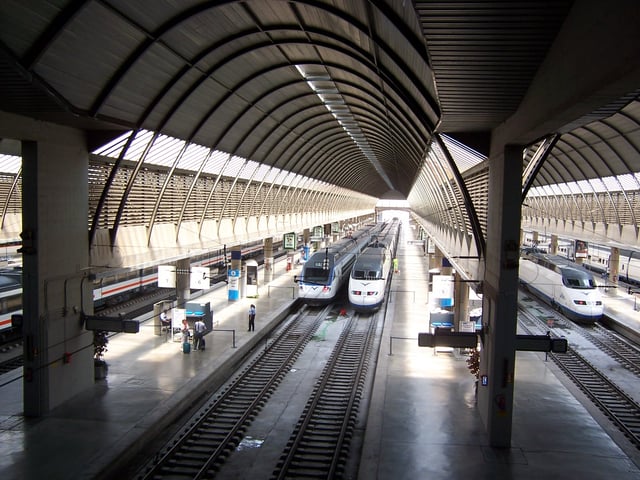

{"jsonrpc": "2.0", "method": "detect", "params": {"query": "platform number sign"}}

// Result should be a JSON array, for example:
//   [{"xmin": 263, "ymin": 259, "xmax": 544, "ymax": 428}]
[
  {"xmin": 284, "ymin": 232, "xmax": 296, "ymax": 250},
  {"xmin": 158, "ymin": 265, "xmax": 176, "ymax": 288}
]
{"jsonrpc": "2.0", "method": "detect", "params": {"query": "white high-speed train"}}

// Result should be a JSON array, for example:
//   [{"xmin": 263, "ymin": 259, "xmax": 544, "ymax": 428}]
[
  {"xmin": 521, "ymin": 233, "xmax": 640, "ymax": 287},
  {"xmin": 519, "ymin": 249, "xmax": 603, "ymax": 324},
  {"xmin": 348, "ymin": 220, "xmax": 400, "ymax": 312},
  {"xmin": 297, "ymin": 224, "xmax": 381, "ymax": 306}
]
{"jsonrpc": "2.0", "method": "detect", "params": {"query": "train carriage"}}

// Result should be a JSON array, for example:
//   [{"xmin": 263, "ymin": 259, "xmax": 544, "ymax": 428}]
[
  {"xmin": 348, "ymin": 220, "xmax": 400, "ymax": 312},
  {"xmin": 519, "ymin": 251, "xmax": 603, "ymax": 324},
  {"xmin": 297, "ymin": 225, "xmax": 380, "ymax": 306}
]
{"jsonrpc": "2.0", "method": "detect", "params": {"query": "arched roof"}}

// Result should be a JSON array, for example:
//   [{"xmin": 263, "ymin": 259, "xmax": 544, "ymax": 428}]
[
  {"xmin": 0, "ymin": 0, "xmax": 440, "ymax": 198},
  {"xmin": 0, "ymin": 1, "xmax": 639, "ymax": 263}
]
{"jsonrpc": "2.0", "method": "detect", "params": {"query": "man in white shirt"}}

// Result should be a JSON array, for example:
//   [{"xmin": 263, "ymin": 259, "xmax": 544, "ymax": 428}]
[
  {"xmin": 160, "ymin": 309, "xmax": 171, "ymax": 332},
  {"xmin": 194, "ymin": 319, "xmax": 207, "ymax": 350}
]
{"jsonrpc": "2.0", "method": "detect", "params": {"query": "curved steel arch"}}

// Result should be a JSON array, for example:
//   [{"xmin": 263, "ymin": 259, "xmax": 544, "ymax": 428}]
[
  {"xmin": 557, "ymin": 134, "xmax": 613, "ymax": 228},
  {"xmin": 572, "ymin": 126, "xmax": 636, "ymax": 231},
  {"xmin": 179, "ymin": 54, "xmax": 434, "ymax": 160},
  {"xmin": 531, "ymin": 154, "xmax": 586, "ymax": 226},
  {"xmin": 544, "ymin": 142, "xmax": 603, "ymax": 227},
  {"xmin": 434, "ymin": 135, "xmax": 486, "ymax": 257},
  {"xmin": 81, "ymin": 7, "xmax": 437, "ymax": 155},
  {"xmin": 0, "ymin": 167, "xmax": 21, "ymax": 230},
  {"xmin": 196, "ymin": 153, "xmax": 232, "ymax": 237},
  {"xmin": 88, "ymin": 129, "xmax": 149, "ymax": 246},
  {"xmin": 174, "ymin": 147, "xmax": 217, "ymax": 241}
]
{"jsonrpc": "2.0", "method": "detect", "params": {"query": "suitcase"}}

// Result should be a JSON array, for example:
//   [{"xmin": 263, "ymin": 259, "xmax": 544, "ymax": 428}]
[{"xmin": 183, "ymin": 341, "xmax": 191, "ymax": 354}]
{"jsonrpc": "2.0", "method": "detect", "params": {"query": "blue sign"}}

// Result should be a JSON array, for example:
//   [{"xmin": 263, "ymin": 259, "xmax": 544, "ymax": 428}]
[{"xmin": 228, "ymin": 269, "xmax": 240, "ymax": 301}]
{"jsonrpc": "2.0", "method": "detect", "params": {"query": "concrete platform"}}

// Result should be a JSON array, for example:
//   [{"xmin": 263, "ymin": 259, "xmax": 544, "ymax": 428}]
[{"xmin": 1, "ymin": 224, "xmax": 640, "ymax": 479}]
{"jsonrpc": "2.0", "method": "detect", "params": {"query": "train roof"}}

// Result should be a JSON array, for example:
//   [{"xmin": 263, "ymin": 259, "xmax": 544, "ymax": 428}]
[
  {"xmin": 558, "ymin": 266, "xmax": 593, "ymax": 279},
  {"xmin": 353, "ymin": 247, "xmax": 385, "ymax": 265},
  {"xmin": 522, "ymin": 251, "xmax": 597, "ymax": 279}
]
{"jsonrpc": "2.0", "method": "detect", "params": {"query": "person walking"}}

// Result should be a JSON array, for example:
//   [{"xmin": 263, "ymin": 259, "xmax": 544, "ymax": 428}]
[
  {"xmin": 248, "ymin": 304, "xmax": 256, "ymax": 332},
  {"xmin": 194, "ymin": 318, "xmax": 207, "ymax": 351}
]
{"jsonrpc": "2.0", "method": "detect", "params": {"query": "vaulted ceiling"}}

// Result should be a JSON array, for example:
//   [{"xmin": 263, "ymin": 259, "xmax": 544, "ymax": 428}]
[{"xmin": 0, "ymin": 1, "xmax": 639, "ymax": 199}]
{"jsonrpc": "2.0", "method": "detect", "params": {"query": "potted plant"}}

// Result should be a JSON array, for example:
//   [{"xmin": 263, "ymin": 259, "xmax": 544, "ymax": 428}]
[
  {"xmin": 466, "ymin": 349, "xmax": 480, "ymax": 395},
  {"xmin": 93, "ymin": 330, "xmax": 109, "ymax": 380}
]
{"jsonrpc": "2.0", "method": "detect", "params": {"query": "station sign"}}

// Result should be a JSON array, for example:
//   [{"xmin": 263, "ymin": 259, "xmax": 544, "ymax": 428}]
[
  {"xmin": 190, "ymin": 266, "xmax": 210, "ymax": 290},
  {"xmin": 432, "ymin": 274, "xmax": 454, "ymax": 299},
  {"xmin": 228, "ymin": 268, "xmax": 240, "ymax": 301},
  {"xmin": 283, "ymin": 232, "xmax": 297, "ymax": 250},
  {"xmin": 158, "ymin": 265, "xmax": 176, "ymax": 288}
]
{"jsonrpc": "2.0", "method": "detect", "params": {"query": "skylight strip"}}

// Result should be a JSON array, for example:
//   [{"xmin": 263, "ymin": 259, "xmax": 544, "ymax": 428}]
[{"xmin": 0, "ymin": 154, "xmax": 21, "ymax": 174}]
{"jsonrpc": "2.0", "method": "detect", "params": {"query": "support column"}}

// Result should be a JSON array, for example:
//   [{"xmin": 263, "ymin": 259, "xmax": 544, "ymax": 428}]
[
  {"xmin": 532, "ymin": 230, "xmax": 539, "ymax": 247},
  {"xmin": 550, "ymin": 234, "xmax": 558, "ymax": 255},
  {"xmin": 263, "ymin": 237, "xmax": 273, "ymax": 284},
  {"xmin": 432, "ymin": 247, "xmax": 444, "ymax": 271},
  {"xmin": 609, "ymin": 247, "xmax": 620, "ymax": 287},
  {"xmin": 478, "ymin": 144, "xmax": 523, "ymax": 447},
  {"xmin": 176, "ymin": 258, "xmax": 191, "ymax": 310},
  {"xmin": 453, "ymin": 273, "xmax": 470, "ymax": 332},
  {"xmin": 21, "ymin": 135, "xmax": 92, "ymax": 416}
]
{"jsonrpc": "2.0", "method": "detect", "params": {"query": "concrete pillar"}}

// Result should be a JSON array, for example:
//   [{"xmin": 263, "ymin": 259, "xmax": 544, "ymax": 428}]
[
  {"xmin": 478, "ymin": 144, "xmax": 522, "ymax": 447},
  {"xmin": 432, "ymin": 247, "xmax": 443, "ymax": 271},
  {"xmin": 575, "ymin": 240, "xmax": 587, "ymax": 265},
  {"xmin": 176, "ymin": 258, "xmax": 191, "ymax": 310},
  {"xmin": 21, "ymin": 135, "xmax": 92, "ymax": 416},
  {"xmin": 550, "ymin": 234, "xmax": 558, "ymax": 255},
  {"xmin": 438, "ymin": 248, "xmax": 453, "ymax": 276},
  {"xmin": 609, "ymin": 247, "xmax": 620, "ymax": 287},
  {"xmin": 532, "ymin": 230, "xmax": 539, "ymax": 247},
  {"xmin": 263, "ymin": 237, "xmax": 273, "ymax": 284},
  {"xmin": 453, "ymin": 273, "xmax": 470, "ymax": 332}
]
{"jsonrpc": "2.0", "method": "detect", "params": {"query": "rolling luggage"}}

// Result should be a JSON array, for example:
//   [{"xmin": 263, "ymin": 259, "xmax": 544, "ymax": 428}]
[{"xmin": 183, "ymin": 341, "xmax": 191, "ymax": 354}]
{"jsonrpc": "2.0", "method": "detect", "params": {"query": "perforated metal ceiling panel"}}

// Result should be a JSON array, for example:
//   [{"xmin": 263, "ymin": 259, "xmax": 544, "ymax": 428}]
[{"xmin": 0, "ymin": 0, "xmax": 439, "ymax": 198}]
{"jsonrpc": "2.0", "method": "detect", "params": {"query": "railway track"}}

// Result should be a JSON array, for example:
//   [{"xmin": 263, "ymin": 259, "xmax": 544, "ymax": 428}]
[
  {"xmin": 0, "ymin": 352, "xmax": 23, "ymax": 375},
  {"xmin": 576, "ymin": 323, "xmax": 640, "ymax": 377},
  {"xmin": 272, "ymin": 313, "xmax": 376, "ymax": 479},
  {"xmin": 518, "ymin": 304, "xmax": 640, "ymax": 449},
  {"xmin": 135, "ymin": 308, "xmax": 327, "ymax": 479}
]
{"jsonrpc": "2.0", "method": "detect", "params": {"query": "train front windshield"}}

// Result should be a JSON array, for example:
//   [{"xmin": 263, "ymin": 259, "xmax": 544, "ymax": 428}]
[
  {"xmin": 303, "ymin": 266, "xmax": 330, "ymax": 284},
  {"xmin": 563, "ymin": 271, "xmax": 596, "ymax": 289}
]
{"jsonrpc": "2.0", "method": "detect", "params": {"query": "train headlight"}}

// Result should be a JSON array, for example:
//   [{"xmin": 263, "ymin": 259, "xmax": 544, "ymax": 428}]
[
  {"xmin": 366, "ymin": 291, "xmax": 377, "ymax": 296},
  {"xmin": 573, "ymin": 299, "xmax": 587, "ymax": 305},
  {"xmin": 353, "ymin": 290, "xmax": 362, "ymax": 295}
]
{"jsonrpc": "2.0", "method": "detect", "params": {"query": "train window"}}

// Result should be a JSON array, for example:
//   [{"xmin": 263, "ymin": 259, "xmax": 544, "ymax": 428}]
[{"xmin": 304, "ymin": 267, "xmax": 329, "ymax": 282}]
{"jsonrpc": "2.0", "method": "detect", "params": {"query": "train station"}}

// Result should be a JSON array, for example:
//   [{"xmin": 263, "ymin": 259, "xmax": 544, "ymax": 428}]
[{"xmin": 0, "ymin": 2, "xmax": 640, "ymax": 479}]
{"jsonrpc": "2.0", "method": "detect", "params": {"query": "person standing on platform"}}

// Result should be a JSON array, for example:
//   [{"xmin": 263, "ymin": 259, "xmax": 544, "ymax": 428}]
[
  {"xmin": 248, "ymin": 304, "xmax": 256, "ymax": 332},
  {"xmin": 181, "ymin": 318, "xmax": 191, "ymax": 353},
  {"xmin": 393, "ymin": 257, "xmax": 399, "ymax": 273},
  {"xmin": 194, "ymin": 318, "xmax": 207, "ymax": 351}
]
